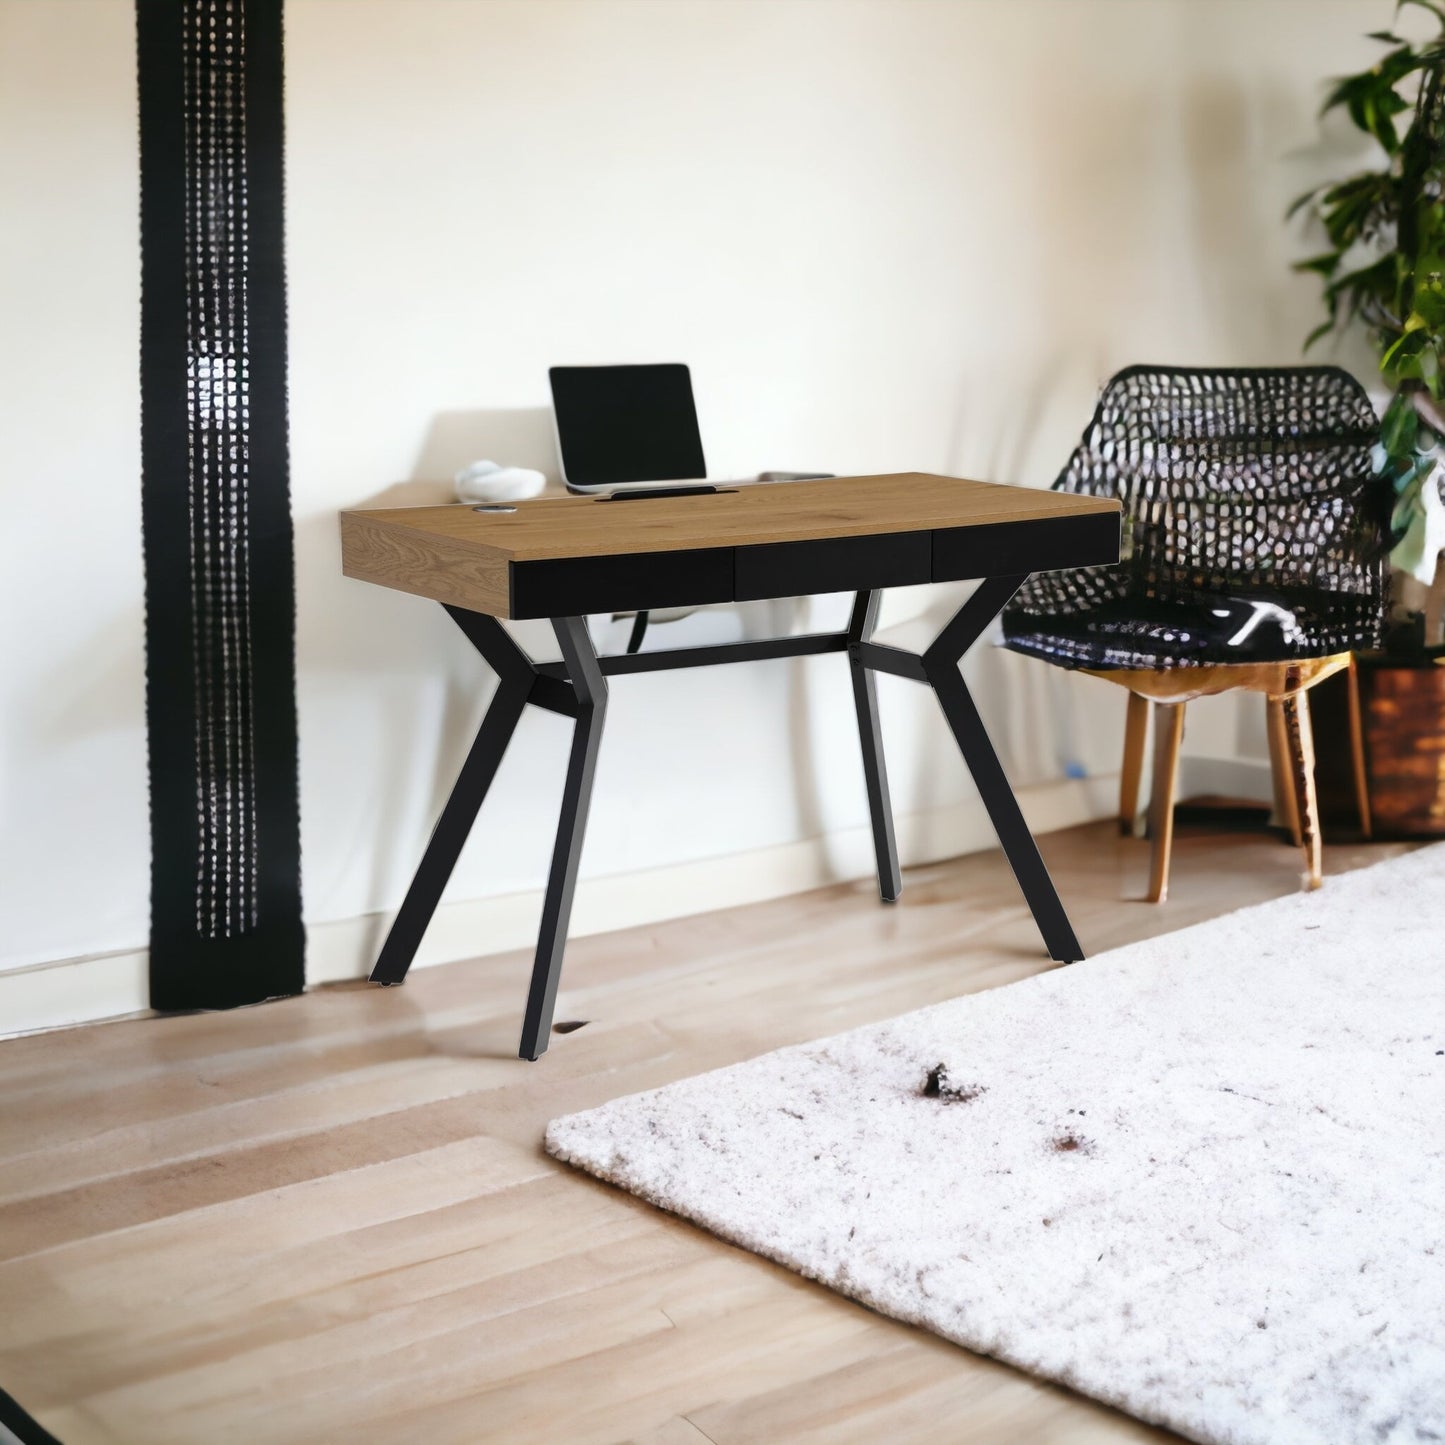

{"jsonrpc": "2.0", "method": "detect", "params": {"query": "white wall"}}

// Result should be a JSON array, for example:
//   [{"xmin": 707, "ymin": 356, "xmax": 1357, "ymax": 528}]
[
  {"xmin": 0, "ymin": 0, "xmax": 1388, "ymax": 1031},
  {"xmin": 1, "ymin": 1, "xmax": 147, "ymax": 993}
]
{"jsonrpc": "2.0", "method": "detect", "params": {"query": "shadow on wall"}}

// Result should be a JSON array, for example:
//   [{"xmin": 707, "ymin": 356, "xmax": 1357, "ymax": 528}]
[
  {"xmin": 323, "ymin": 408, "xmax": 573, "ymax": 915},
  {"xmin": 313, "ymin": 405, "xmax": 857, "ymax": 914},
  {"xmin": 289, "ymin": 407, "xmax": 570, "ymax": 924},
  {"xmin": 888, "ymin": 358, "xmax": 1105, "ymax": 820},
  {"xmin": 927, "ymin": 59, "xmax": 1143, "ymax": 807},
  {"xmin": 410, "ymin": 406, "xmax": 561, "ymax": 488},
  {"xmin": 1182, "ymin": 77, "xmax": 1282, "ymax": 352},
  {"xmin": 412, "ymin": 405, "xmax": 564, "ymax": 675},
  {"xmin": 1181, "ymin": 73, "xmax": 1383, "ymax": 769},
  {"xmin": 300, "ymin": 408, "xmax": 565, "ymax": 689},
  {"xmin": 894, "ymin": 63, "xmax": 1398, "ymax": 819},
  {"xmin": 399, "ymin": 411, "xmax": 965, "ymax": 887}
]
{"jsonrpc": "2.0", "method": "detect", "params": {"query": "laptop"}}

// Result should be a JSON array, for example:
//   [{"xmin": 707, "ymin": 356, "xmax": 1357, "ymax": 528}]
[
  {"xmin": 549, "ymin": 363, "xmax": 828, "ymax": 497},
  {"xmin": 548, "ymin": 363, "xmax": 716, "ymax": 495}
]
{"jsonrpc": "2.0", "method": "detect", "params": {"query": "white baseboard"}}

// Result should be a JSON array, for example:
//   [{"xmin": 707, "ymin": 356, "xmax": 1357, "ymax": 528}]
[
  {"xmin": 0, "ymin": 773, "xmax": 1118, "ymax": 1039},
  {"xmin": 0, "ymin": 948, "xmax": 151, "ymax": 1039},
  {"xmin": 1176, "ymin": 755, "xmax": 1274, "ymax": 806},
  {"xmin": 305, "ymin": 771, "xmax": 1120, "ymax": 985}
]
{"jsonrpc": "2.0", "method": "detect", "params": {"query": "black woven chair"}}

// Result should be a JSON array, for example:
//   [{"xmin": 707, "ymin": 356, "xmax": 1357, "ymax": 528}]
[{"xmin": 1002, "ymin": 364, "xmax": 1388, "ymax": 899}]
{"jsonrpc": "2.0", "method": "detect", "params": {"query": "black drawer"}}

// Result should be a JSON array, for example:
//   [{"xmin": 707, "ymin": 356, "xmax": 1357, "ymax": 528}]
[
  {"xmin": 508, "ymin": 547, "xmax": 734, "ymax": 619},
  {"xmin": 734, "ymin": 531, "xmax": 931, "ymax": 601},
  {"xmin": 932, "ymin": 511, "xmax": 1120, "ymax": 582}
]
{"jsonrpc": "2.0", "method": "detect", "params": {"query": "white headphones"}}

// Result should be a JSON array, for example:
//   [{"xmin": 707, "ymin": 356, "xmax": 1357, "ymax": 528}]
[{"xmin": 454, "ymin": 459, "xmax": 547, "ymax": 504}]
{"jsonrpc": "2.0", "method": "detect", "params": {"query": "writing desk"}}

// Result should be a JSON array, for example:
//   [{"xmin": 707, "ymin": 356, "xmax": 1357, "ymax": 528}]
[{"xmin": 341, "ymin": 473, "xmax": 1121, "ymax": 1059}]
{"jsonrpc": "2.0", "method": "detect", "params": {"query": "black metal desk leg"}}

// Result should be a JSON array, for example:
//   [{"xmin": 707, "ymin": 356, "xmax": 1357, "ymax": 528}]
[
  {"xmin": 370, "ymin": 675, "xmax": 530, "ymax": 985},
  {"xmin": 922, "ymin": 576, "xmax": 1082, "ymax": 963},
  {"xmin": 519, "ymin": 617, "xmax": 609, "ymax": 1060},
  {"xmin": 847, "ymin": 590, "xmax": 901, "ymax": 902}
]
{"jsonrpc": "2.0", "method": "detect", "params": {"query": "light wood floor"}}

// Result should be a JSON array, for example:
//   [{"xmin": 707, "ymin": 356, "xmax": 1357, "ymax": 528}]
[{"xmin": 0, "ymin": 818, "xmax": 1413, "ymax": 1445}]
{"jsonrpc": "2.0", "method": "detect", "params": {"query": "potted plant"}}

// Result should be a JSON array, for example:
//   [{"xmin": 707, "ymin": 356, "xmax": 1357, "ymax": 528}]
[{"xmin": 1294, "ymin": 0, "xmax": 1445, "ymax": 834}]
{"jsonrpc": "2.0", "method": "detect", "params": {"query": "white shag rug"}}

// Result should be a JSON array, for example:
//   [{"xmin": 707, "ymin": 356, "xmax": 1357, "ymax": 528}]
[{"xmin": 547, "ymin": 846, "xmax": 1445, "ymax": 1445}]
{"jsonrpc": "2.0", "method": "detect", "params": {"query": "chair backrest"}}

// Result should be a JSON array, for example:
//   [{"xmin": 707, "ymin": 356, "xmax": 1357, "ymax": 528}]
[{"xmin": 1016, "ymin": 364, "xmax": 1389, "ymax": 661}]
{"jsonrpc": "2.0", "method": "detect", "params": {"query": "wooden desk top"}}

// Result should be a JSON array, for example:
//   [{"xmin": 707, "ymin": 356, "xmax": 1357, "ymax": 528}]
[
  {"xmin": 341, "ymin": 473, "xmax": 1120, "ymax": 620},
  {"xmin": 343, "ymin": 473, "xmax": 1115, "ymax": 561}
]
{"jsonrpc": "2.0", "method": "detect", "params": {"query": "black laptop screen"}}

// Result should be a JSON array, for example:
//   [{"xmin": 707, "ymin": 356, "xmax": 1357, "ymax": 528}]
[{"xmin": 549, "ymin": 364, "xmax": 707, "ymax": 488}]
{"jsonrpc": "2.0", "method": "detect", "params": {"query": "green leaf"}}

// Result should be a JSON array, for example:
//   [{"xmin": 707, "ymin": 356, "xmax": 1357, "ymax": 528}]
[
  {"xmin": 1296, "ymin": 11, "xmax": 1445, "ymax": 398},
  {"xmin": 1324, "ymin": 253, "xmax": 1395, "ymax": 290},
  {"xmin": 1315, "ymin": 175, "xmax": 1393, "ymax": 251},
  {"xmin": 1420, "ymin": 345, "xmax": 1443, "ymax": 398},
  {"xmin": 1286, "ymin": 186, "xmax": 1322, "ymax": 220},
  {"xmin": 1413, "ymin": 270, "xmax": 1445, "ymax": 330},
  {"xmin": 1391, "ymin": 475, "xmax": 1424, "ymax": 539},
  {"xmin": 1382, "ymin": 330, "xmax": 1429, "ymax": 385},
  {"xmin": 1321, "ymin": 174, "xmax": 1392, "ymax": 202},
  {"xmin": 1381, "ymin": 388, "xmax": 1422, "ymax": 456},
  {"xmin": 1322, "ymin": 255, "xmax": 1397, "ymax": 322}
]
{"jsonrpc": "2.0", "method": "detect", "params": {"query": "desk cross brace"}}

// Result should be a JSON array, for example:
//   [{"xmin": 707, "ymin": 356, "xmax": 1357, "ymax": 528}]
[{"xmin": 370, "ymin": 578, "xmax": 1082, "ymax": 1059}]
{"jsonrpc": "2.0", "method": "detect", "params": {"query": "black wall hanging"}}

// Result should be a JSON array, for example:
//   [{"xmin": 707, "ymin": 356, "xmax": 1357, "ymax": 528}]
[{"xmin": 137, "ymin": 0, "xmax": 304, "ymax": 1009}]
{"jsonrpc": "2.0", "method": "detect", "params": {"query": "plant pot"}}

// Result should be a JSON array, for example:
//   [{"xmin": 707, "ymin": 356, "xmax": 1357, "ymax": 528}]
[
  {"xmin": 1312, "ymin": 653, "xmax": 1445, "ymax": 838},
  {"xmin": 1355, "ymin": 654, "xmax": 1445, "ymax": 836}
]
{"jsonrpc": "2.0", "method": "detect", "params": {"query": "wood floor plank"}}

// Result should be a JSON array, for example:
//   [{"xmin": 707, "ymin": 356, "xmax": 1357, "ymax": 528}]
[
  {"xmin": 687, "ymin": 1337, "xmax": 1166, "ymax": 1444},
  {"xmin": 618, "ymin": 1418, "xmax": 717, "ymax": 1445},
  {"xmin": 0, "ymin": 821, "xmax": 1414, "ymax": 1443},
  {"xmin": 1, "ymin": 1183, "xmax": 673, "ymax": 1407},
  {"xmin": 320, "ymin": 1277, "xmax": 881, "ymax": 1445},
  {"xmin": 0, "ymin": 1055, "xmax": 523, "ymax": 1203},
  {"xmin": 0, "ymin": 1136, "xmax": 546, "ymax": 1348}
]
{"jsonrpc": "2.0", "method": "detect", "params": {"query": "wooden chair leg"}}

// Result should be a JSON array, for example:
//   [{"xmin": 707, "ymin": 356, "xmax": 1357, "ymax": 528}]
[
  {"xmin": 1119, "ymin": 691, "xmax": 1148, "ymax": 836},
  {"xmin": 1146, "ymin": 701, "xmax": 1185, "ymax": 903},
  {"xmin": 1279, "ymin": 690, "xmax": 1323, "ymax": 891},
  {"xmin": 1346, "ymin": 653, "xmax": 1372, "ymax": 839},
  {"xmin": 1266, "ymin": 696, "xmax": 1303, "ymax": 847}
]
